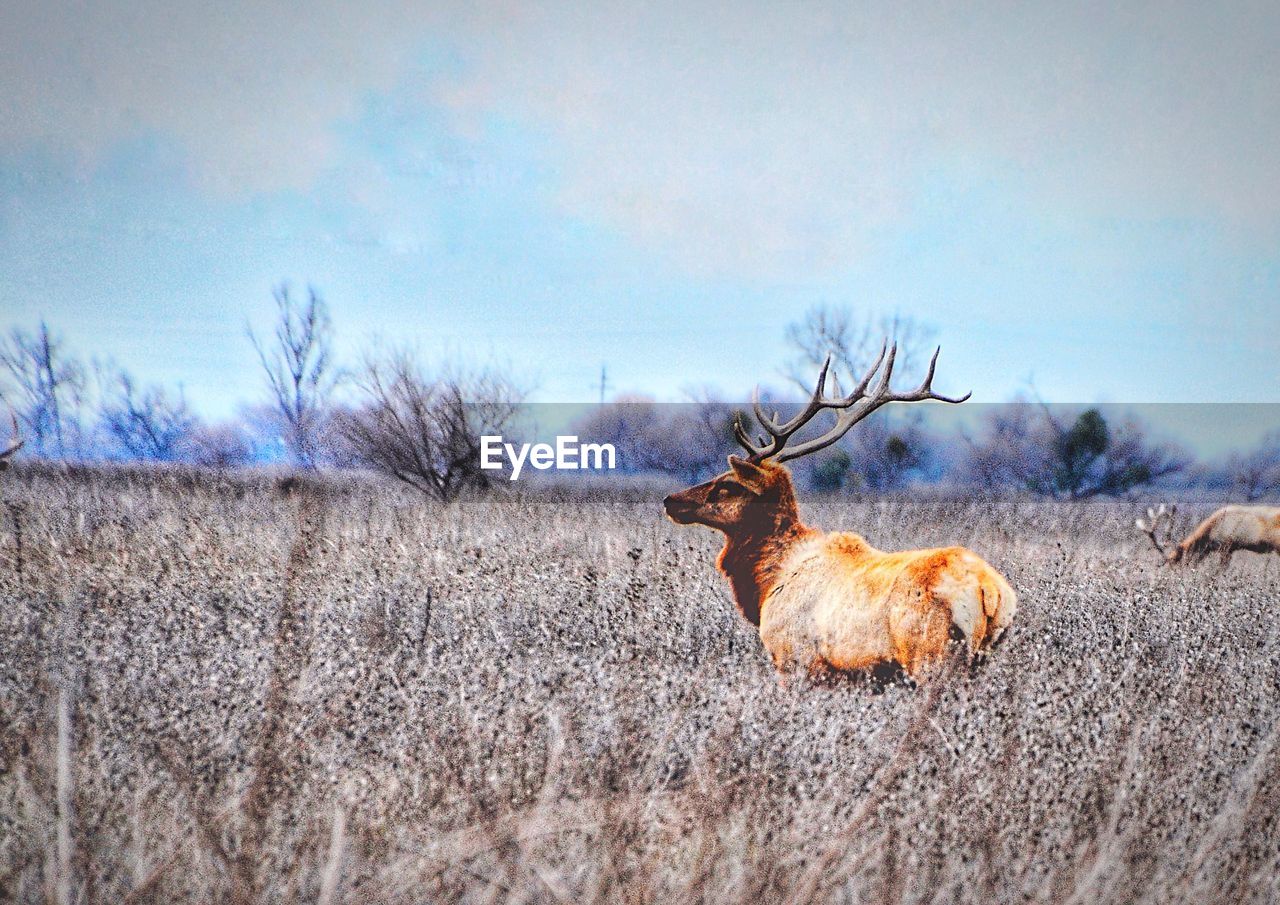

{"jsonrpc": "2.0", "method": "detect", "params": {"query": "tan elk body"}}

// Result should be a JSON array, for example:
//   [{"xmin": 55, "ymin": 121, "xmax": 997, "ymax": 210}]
[
  {"xmin": 664, "ymin": 345, "xmax": 1016, "ymax": 681},
  {"xmin": 1138, "ymin": 503, "xmax": 1280, "ymax": 568}
]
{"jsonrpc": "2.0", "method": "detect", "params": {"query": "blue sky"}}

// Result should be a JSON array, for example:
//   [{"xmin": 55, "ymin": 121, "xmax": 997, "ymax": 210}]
[{"xmin": 1, "ymin": 1, "xmax": 1278, "ymax": 436}]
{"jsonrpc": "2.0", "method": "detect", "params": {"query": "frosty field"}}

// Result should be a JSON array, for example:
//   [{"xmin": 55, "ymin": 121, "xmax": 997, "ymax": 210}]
[{"xmin": 2, "ymin": 467, "xmax": 1278, "ymax": 904}]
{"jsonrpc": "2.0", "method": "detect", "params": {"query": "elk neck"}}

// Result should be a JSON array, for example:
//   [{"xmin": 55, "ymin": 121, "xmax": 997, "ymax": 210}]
[{"xmin": 715, "ymin": 488, "xmax": 818, "ymax": 627}]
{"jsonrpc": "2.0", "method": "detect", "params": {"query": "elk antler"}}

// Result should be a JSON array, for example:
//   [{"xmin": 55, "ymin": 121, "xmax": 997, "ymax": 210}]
[
  {"xmin": 1135, "ymin": 504, "xmax": 1175, "ymax": 561},
  {"xmin": 733, "ymin": 342, "xmax": 970, "ymax": 463}
]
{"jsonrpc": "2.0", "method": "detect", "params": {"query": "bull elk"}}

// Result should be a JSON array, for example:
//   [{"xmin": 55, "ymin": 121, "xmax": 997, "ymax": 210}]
[
  {"xmin": 663, "ymin": 343, "xmax": 1016, "ymax": 682},
  {"xmin": 1137, "ymin": 503, "xmax": 1280, "ymax": 569}
]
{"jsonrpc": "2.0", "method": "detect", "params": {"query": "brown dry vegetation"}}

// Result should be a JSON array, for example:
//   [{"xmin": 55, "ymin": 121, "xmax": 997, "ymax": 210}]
[{"xmin": 1, "ymin": 466, "xmax": 1279, "ymax": 904}]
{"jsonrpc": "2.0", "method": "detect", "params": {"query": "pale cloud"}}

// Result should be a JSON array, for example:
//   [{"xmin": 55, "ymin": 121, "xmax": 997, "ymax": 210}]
[
  {"xmin": 432, "ymin": 1, "xmax": 1280, "ymax": 273},
  {"xmin": 0, "ymin": 1, "xmax": 444, "ymax": 191},
  {"xmin": 2, "ymin": 1, "xmax": 1278, "ymax": 274}
]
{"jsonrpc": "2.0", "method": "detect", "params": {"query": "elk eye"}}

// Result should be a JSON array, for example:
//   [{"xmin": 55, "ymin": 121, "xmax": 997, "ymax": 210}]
[{"xmin": 709, "ymin": 484, "xmax": 739, "ymax": 502}]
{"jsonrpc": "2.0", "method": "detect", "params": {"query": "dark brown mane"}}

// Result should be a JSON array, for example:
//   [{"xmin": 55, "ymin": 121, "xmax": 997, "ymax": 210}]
[{"xmin": 714, "ymin": 463, "xmax": 815, "ymax": 625}]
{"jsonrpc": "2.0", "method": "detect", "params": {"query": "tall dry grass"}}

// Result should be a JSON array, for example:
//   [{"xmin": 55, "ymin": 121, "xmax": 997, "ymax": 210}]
[{"xmin": 1, "ymin": 465, "xmax": 1278, "ymax": 903}]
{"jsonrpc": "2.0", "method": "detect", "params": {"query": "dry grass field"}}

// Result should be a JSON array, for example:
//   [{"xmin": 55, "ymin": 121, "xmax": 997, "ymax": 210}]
[{"xmin": 2, "ymin": 466, "xmax": 1279, "ymax": 904}]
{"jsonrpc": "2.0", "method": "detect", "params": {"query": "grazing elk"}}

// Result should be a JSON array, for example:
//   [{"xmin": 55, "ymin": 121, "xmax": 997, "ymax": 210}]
[
  {"xmin": 663, "ymin": 344, "xmax": 1016, "ymax": 682},
  {"xmin": 1137, "ymin": 503, "xmax": 1280, "ymax": 569}
]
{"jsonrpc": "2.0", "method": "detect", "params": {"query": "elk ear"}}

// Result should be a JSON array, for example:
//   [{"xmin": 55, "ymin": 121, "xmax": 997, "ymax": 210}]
[{"xmin": 727, "ymin": 455, "xmax": 767, "ymax": 489}]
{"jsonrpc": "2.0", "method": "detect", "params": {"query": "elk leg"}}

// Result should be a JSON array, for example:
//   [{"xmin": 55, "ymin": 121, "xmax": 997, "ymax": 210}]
[
  {"xmin": 1218, "ymin": 545, "xmax": 1234, "ymax": 570},
  {"xmin": 896, "ymin": 603, "xmax": 951, "ymax": 681},
  {"xmin": 806, "ymin": 658, "xmax": 837, "ymax": 686}
]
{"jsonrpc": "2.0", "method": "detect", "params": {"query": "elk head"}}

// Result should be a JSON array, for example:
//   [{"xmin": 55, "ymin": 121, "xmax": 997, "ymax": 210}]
[
  {"xmin": 663, "ymin": 455, "xmax": 797, "ymax": 534},
  {"xmin": 663, "ymin": 341, "xmax": 970, "ymax": 536},
  {"xmin": 1136, "ymin": 503, "xmax": 1181, "ymax": 565},
  {"xmin": 0, "ymin": 414, "xmax": 22, "ymax": 472}
]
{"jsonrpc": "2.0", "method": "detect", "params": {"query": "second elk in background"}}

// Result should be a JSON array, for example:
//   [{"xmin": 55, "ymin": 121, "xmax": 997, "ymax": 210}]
[{"xmin": 1137, "ymin": 503, "xmax": 1280, "ymax": 569}]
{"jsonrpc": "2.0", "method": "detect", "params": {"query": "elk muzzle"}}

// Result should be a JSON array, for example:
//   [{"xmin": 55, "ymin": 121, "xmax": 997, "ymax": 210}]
[{"xmin": 663, "ymin": 493, "xmax": 699, "ymax": 524}]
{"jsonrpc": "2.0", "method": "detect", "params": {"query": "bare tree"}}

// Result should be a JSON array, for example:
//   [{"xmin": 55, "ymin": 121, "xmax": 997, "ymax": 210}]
[
  {"xmin": 960, "ymin": 401, "xmax": 1052, "ymax": 491},
  {"xmin": 0, "ymin": 321, "xmax": 88, "ymax": 459},
  {"xmin": 0, "ymin": 414, "xmax": 22, "ymax": 470},
  {"xmin": 1223, "ymin": 430, "xmax": 1280, "ymax": 501},
  {"xmin": 783, "ymin": 412, "xmax": 934, "ymax": 493},
  {"xmin": 672, "ymin": 387, "xmax": 742, "ymax": 482},
  {"xmin": 98, "ymin": 369, "xmax": 198, "ymax": 462},
  {"xmin": 338, "ymin": 349, "xmax": 524, "ymax": 501},
  {"xmin": 843, "ymin": 411, "xmax": 932, "ymax": 491},
  {"xmin": 248, "ymin": 285, "xmax": 338, "ymax": 469},
  {"xmin": 962, "ymin": 402, "xmax": 1187, "ymax": 498},
  {"xmin": 1040, "ymin": 406, "xmax": 1187, "ymax": 499},
  {"xmin": 186, "ymin": 421, "xmax": 256, "ymax": 469},
  {"xmin": 783, "ymin": 305, "xmax": 938, "ymax": 479},
  {"xmin": 571, "ymin": 397, "xmax": 697, "ymax": 476},
  {"xmin": 783, "ymin": 304, "xmax": 937, "ymax": 391},
  {"xmin": 571, "ymin": 390, "xmax": 741, "ymax": 483},
  {"xmin": 572, "ymin": 397, "xmax": 666, "ymax": 475}
]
